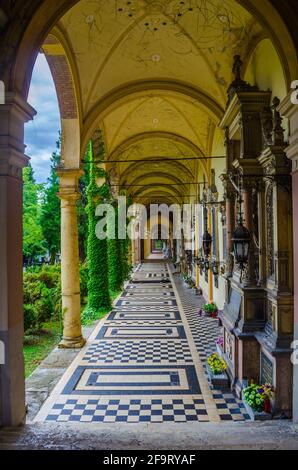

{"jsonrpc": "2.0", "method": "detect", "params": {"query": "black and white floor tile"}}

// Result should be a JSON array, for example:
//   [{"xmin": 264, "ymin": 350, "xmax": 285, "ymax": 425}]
[
  {"xmin": 174, "ymin": 273, "xmax": 249, "ymax": 422},
  {"xmin": 35, "ymin": 262, "xmax": 248, "ymax": 424}
]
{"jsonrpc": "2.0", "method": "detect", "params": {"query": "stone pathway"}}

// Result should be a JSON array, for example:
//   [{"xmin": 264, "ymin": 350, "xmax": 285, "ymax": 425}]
[{"xmin": 34, "ymin": 262, "xmax": 248, "ymax": 424}]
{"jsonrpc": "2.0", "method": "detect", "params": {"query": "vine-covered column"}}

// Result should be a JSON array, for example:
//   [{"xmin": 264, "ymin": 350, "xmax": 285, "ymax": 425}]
[
  {"xmin": 108, "ymin": 204, "xmax": 123, "ymax": 293},
  {"xmin": 85, "ymin": 140, "xmax": 111, "ymax": 314}
]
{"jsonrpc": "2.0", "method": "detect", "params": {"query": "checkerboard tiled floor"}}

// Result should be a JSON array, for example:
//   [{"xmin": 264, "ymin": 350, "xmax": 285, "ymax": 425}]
[
  {"xmin": 35, "ymin": 262, "xmax": 248, "ymax": 424},
  {"xmin": 174, "ymin": 272, "xmax": 249, "ymax": 422}
]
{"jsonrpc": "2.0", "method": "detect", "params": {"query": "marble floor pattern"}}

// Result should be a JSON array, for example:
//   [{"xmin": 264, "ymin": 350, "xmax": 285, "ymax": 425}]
[{"xmin": 35, "ymin": 262, "xmax": 248, "ymax": 424}]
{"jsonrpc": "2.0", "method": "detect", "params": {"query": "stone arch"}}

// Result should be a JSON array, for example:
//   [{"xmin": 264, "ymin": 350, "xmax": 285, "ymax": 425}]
[
  {"xmin": 81, "ymin": 79, "xmax": 225, "ymax": 146},
  {"xmin": 6, "ymin": 0, "xmax": 297, "ymax": 102},
  {"xmin": 244, "ymin": 37, "xmax": 287, "ymax": 102},
  {"xmin": 40, "ymin": 30, "xmax": 81, "ymax": 169},
  {"xmin": 104, "ymin": 130, "xmax": 208, "ymax": 181}
]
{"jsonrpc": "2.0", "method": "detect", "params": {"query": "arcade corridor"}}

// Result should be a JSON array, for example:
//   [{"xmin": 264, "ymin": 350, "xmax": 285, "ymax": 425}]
[
  {"xmin": 34, "ymin": 262, "xmax": 248, "ymax": 424},
  {"xmin": 1, "ymin": 1, "xmax": 298, "ymax": 442}
]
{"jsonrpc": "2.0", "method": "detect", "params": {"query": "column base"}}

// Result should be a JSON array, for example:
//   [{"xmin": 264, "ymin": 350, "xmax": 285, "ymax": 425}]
[{"xmin": 59, "ymin": 336, "xmax": 86, "ymax": 349}]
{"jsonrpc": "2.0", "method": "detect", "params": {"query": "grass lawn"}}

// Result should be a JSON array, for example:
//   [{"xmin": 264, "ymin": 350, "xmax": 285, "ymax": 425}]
[{"xmin": 23, "ymin": 321, "xmax": 62, "ymax": 378}]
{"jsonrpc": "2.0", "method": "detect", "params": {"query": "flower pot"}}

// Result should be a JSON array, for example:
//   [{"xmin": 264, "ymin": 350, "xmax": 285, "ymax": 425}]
[
  {"xmin": 206, "ymin": 364, "xmax": 229, "ymax": 390},
  {"xmin": 242, "ymin": 396, "xmax": 273, "ymax": 421}
]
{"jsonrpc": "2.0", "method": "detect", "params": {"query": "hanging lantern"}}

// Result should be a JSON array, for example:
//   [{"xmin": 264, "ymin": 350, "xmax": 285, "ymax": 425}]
[
  {"xmin": 211, "ymin": 260, "xmax": 219, "ymax": 276},
  {"xmin": 203, "ymin": 258, "xmax": 210, "ymax": 272},
  {"xmin": 202, "ymin": 230, "xmax": 212, "ymax": 257},
  {"xmin": 232, "ymin": 223, "xmax": 251, "ymax": 269}
]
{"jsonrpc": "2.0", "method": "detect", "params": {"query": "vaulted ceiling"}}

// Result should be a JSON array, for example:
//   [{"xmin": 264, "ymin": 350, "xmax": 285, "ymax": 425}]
[{"xmin": 44, "ymin": 0, "xmax": 265, "ymax": 203}]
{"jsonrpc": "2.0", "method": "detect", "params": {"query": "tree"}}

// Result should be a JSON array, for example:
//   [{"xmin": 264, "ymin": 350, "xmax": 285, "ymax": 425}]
[
  {"xmin": 40, "ymin": 136, "xmax": 61, "ymax": 264},
  {"xmin": 23, "ymin": 164, "xmax": 46, "ymax": 264},
  {"xmin": 85, "ymin": 138, "xmax": 111, "ymax": 312}
]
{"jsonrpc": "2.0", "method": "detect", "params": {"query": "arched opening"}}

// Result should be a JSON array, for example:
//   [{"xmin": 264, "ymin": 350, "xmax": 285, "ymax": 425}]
[{"xmin": 0, "ymin": 0, "xmax": 298, "ymax": 434}]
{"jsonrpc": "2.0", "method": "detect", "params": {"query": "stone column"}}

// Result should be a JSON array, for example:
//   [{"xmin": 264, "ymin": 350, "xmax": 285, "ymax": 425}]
[
  {"xmin": 279, "ymin": 94, "xmax": 298, "ymax": 422},
  {"xmin": 0, "ymin": 93, "xmax": 36, "ymax": 426},
  {"xmin": 58, "ymin": 169, "xmax": 86, "ymax": 349}
]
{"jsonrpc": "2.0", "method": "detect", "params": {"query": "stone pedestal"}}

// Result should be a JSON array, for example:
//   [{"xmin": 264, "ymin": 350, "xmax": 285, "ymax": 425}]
[{"xmin": 219, "ymin": 70, "xmax": 274, "ymax": 399}]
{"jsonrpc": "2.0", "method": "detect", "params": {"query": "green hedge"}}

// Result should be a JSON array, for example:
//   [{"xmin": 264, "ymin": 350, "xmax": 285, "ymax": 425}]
[{"xmin": 23, "ymin": 263, "xmax": 88, "ymax": 333}]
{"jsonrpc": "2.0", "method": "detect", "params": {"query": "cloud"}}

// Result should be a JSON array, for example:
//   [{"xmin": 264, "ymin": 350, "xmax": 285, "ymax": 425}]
[{"xmin": 25, "ymin": 53, "xmax": 61, "ymax": 183}]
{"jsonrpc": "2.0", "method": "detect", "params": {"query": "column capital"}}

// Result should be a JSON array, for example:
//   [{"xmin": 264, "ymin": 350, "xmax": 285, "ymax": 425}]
[
  {"xmin": 0, "ymin": 93, "xmax": 36, "ymax": 178},
  {"xmin": 2, "ymin": 92, "xmax": 37, "ymax": 120},
  {"xmin": 0, "ymin": 92, "xmax": 36, "ymax": 148},
  {"xmin": 57, "ymin": 167, "xmax": 83, "ymax": 205},
  {"xmin": 0, "ymin": 148, "xmax": 29, "ymax": 178}
]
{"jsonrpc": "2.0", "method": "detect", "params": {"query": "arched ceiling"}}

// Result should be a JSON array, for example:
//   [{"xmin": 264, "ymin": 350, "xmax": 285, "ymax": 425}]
[
  {"xmin": 56, "ymin": 0, "xmax": 262, "ymax": 114},
  {"xmin": 45, "ymin": 0, "xmax": 268, "ymax": 204}
]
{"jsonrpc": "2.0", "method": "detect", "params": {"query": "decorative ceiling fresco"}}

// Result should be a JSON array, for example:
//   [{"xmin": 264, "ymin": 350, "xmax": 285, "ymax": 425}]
[
  {"xmin": 45, "ymin": 0, "xmax": 265, "ymax": 202},
  {"xmin": 58, "ymin": 0, "xmax": 260, "ymax": 111}
]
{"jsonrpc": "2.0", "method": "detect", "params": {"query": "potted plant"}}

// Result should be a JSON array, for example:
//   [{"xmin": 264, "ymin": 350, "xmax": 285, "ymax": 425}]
[
  {"xmin": 202, "ymin": 302, "xmax": 218, "ymax": 318},
  {"xmin": 207, "ymin": 353, "xmax": 229, "ymax": 389},
  {"xmin": 182, "ymin": 273, "xmax": 195, "ymax": 288},
  {"xmin": 182, "ymin": 273, "xmax": 189, "ymax": 286},
  {"xmin": 242, "ymin": 383, "xmax": 274, "ymax": 421}
]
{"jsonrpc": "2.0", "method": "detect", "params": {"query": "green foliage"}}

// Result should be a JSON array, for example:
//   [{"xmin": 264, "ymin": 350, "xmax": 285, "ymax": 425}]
[
  {"xmin": 118, "ymin": 194, "xmax": 133, "ymax": 285},
  {"xmin": 23, "ymin": 263, "xmax": 88, "ymax": 333},
  {"xmin": 243, "ymin": 384, "xmax": 274, "ymax": 413},
  {"xmin": 86, "ymin": 138, "xmax": 111, "ymax": 313},
  {"xmin": 207, "ymin": 353, "xmax": 227, "ymax": 375},
  {"xmin": 182, "ymin": 274, "xmax": 195, "ymax": 287},
  {"xmin": 23, "ymin": 165, "xmax": 46, "ymax": 262},
  {"xmin": 108, "ymin": 206, "xmax": 123, "ymax": 292},
  {"xmin": 80, "ymin": 262, "xmax": 89, "ymax": 300},
  {"xmin": 81, "ymin": 306, "xmax": 108, "ymax": 325},
  {"xmin": 40, "ymin": 137, "xmax": 61, "ymax": 264},
  {"xmin": 24, "ymin": 321, "xmax": 61, "ymax": 378},
  {"xmin": 77, "ymin": 158, "xmax": 90, "ymax": 262},
  {"xmin": 202, "ymin": 302, "xmax": 218, "ymax": 317},
  {"xmin": 119, "ymin": 237, "xmax": 132, "ymax": 284},
  {"xmin": 23, "ymin": 265, "xmax": 61, "ymax": 332}
]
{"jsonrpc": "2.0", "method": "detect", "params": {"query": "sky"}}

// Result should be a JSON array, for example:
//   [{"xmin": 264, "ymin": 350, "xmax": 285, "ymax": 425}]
[{"xmin": 25, "ymin": 53, "xmax": 61, "ymax": 183}]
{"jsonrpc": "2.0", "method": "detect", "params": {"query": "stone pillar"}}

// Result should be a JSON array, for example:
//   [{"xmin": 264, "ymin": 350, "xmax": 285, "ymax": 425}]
[
  {"xmin": 58, "ymin": 169, "xmax": 86, "ymax": 349},
  {"xmin": 0, "ymin": 93, "xmax": 36, "ymax": 426},
  {"xmin": 279, "ymin": 94, "xmax": 298, "ymax": 422}
]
